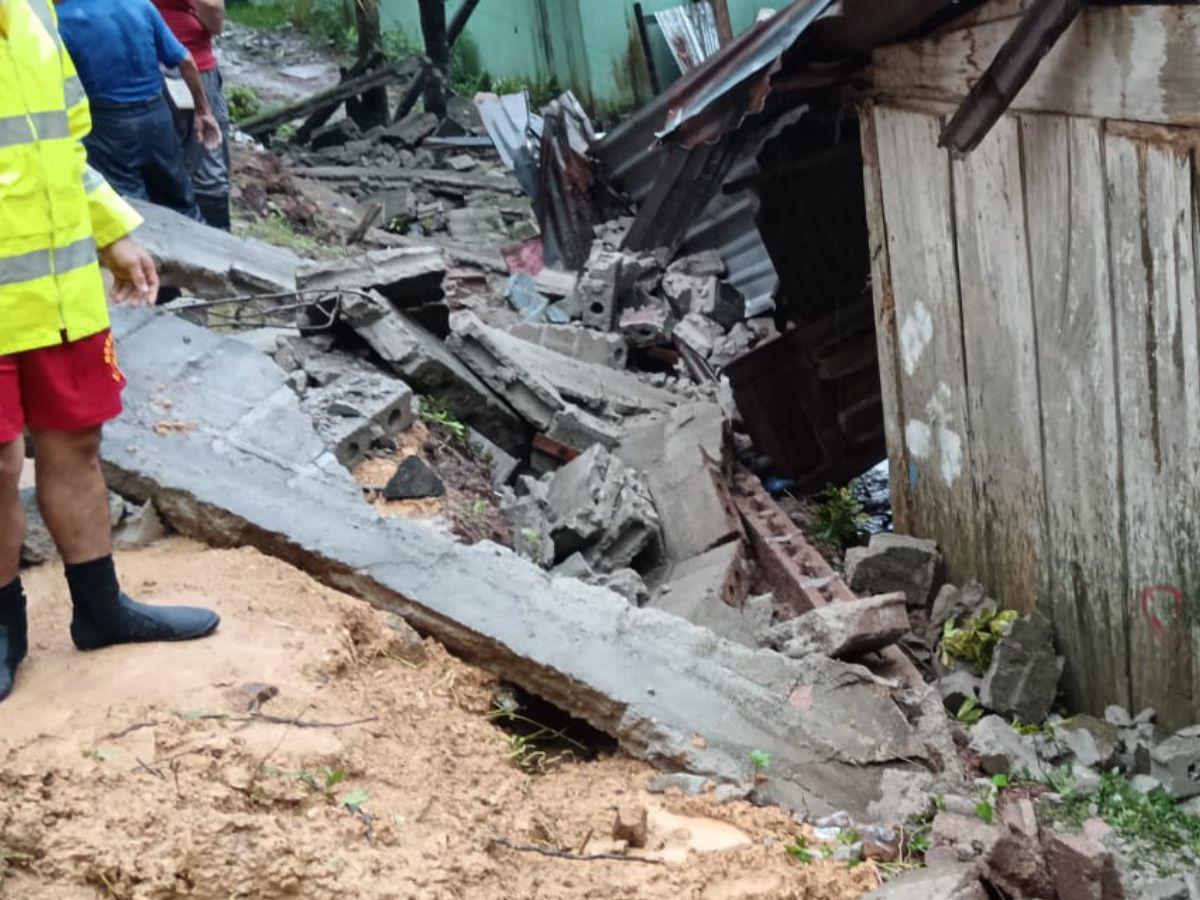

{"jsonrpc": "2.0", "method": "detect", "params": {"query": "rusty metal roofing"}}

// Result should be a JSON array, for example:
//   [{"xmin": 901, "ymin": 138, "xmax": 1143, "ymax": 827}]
[{"xmin": 654, "ymin": 1, "xmax": 722, "ymax": 74}]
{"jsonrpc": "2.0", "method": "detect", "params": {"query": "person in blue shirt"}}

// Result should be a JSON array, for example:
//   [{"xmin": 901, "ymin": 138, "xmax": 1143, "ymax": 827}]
[{"xmin": 56, "ymin": 0, "xmax": 221, "ymax": 221}]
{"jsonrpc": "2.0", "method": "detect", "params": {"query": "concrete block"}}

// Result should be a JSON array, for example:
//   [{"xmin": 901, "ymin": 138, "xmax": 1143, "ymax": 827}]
[
  {"xmin": 100, "ymin": 307, "xmax": 964, "ymax": 821},
  {"xmin": 1150, "ymin": 733, "xmax": 1200, "ymax": 800},
  {"xmin": 760, "ymin": 593, "xmax": 910, "ymax": 661},
  {"xmin": 300, "ymin": 370, "xmax": 416, "ymax": 468},
  {"xmin": 845, "ymin": 533, "xmax": 942, "ymax": 611},
  {"xmin": 338, "ymin": 292, "xmax": 528, "ymax": 455},
  {"xmin": 507, "ymin": 322, "xmax": 628, "ymax": 369},
  {"xmin": 980, "ymin": 616, "xmax": 1064, "ymax": 724},
  {"xmin": 467, "ymin": 428, "xmax": 519, "ymax": 488}
]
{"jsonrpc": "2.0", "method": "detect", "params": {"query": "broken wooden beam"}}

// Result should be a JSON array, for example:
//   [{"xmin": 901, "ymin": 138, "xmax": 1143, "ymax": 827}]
[{"xmin": 240, "ymin": 59, "xmax": 419, "ymax": 138}]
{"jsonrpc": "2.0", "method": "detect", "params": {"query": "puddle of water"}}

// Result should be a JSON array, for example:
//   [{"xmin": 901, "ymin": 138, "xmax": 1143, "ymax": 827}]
[{"xmin": 646, "ymin": 802, "xmax": 753, "ymax": 863}]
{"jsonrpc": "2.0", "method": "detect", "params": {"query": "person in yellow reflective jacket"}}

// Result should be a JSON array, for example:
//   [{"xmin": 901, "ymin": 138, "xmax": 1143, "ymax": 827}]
[{"xmin": 0, "ymin": 0, "xmax": 220, "ymax": 703}]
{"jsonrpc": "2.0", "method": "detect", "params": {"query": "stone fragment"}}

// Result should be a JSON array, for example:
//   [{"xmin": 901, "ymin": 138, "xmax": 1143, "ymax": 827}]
[
  {"xmin": 980, "ymin": 616, "xmax": 1064, "ymax": 724},
  {"xmin": 1131, "ymin": 774, "xmax": 1163, "ymax": 794},
  {"xmin": 709, "ymin": 322, "xmax": 756, "ymax": 368},
  {"xmin": 447, "ymin": 206, "xmax": 505, "ymax": 242},
  {"xmin": 1043, "ymin": 831, "xmax": 1123, "ymax": 900},
  {"xmin": 383, "ymin": 456, "xmax": 445, "ymax": 500},
  {"xmin": 594, "ymin": 569, "xmax": 649, "ymax": 606},
  {"xmin": 383, "ymin": 612, "xmax": 428, "ymax": 665},
  {"xmin": 862, "ymin": 863, "xmax": 986, "ymax": 900},
  {"xmin": 759, "ymin": 593, "xmax": 909, "ymax": 661},
  {"xmin": 1072, "ymin": 764, "xmax": 1102, "ymax": 796},
  {"xmin": 618, "ymin": 302, "xmax": 672, "ymax": 348},
  {"xmin": 309, "ymin": 117, "xmax": 360, "ymax": 150},
  {"xmin": 1105, "ymin": 705, "xmax": 1134, "ymax": 728},
  {"xmin": 930, "ymin": 811, "xmax": 1004, "ymax": 863},
  {"xmin": 466, "ymin": 428, "xmax": 519, "ymax": 489},
  {"xmin": 673, "ymin": 311, "xmax": 724, "ymax": 358},
  {"xmin": 534, "ymin": 268, "xmax": 578, "ymax": 299},
  {"xmin": 845, "ymin": 533, "xmax": 942, "ymax": 611},
  {"xmin": 1150, "ymin": 733, "xmax": 1200, "ymax": 800},
  {"xmin": 611, "ymin": 804, "xmax": 649, "ymax": 848},
  {"xmin": 666, "ymin": 250, "xmax": 725, "ymax": 279},
  {"xmin": 866, "ymin": 769, "xmax": 936, "ymax": 824},
  {"xmin": 969, "ymin": 716, "xmax": 1045, "ymax": 779},
  {"xmin": 1058, "ymin": 715, "xmax": 1120, "ymax": 770},
  {"xmin": 446, "ymin": 153, "xmax": 477, "ymax": 171},
  {"xmin": 113, "ymin": 500, "xmax": 167, "ymax": 550}
]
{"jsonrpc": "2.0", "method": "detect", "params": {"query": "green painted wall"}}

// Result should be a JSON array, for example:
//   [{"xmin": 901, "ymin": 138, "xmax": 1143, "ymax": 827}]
[{"xmin": 379, "ymin": 0, "xmax": 772, "ymax": 112}]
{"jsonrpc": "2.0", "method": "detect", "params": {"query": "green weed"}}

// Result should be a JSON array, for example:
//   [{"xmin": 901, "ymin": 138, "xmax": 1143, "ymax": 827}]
[
  {"xmin": 1047, "ymin": 771, "xmax": 1200, "ymax": 874},
  {"xmin": 954, "ymin": 696, "xmax": 985, "ymax": 726},
  {"xmin": 749, "ymin": 749, "xmax": 772, "ymax": 775},
  {"xmin": 811, "ymin": 481, "xmax": 868, "ymax": 549},
  {"xmin": 939, "ymin": 609, "xmax": 1018, "ymax": 675},
  {"xmin": 419, "ymin": 397, "xmax": 470, "ymax": 448},
  {"xmin": 490, "ymin": 704, "xmax": 585, "ymax": 775},
  {"xmin": 226, "ymin": 84, "xmax": 263, "ymax": 123},
  {"xmin": 786, "ymin": 835, "xmax": 815, "ymax": 864},
  {"xmin": 239, "ymin": 213, "xmax": 324, "ymax": 255},
  {"xmin": 226, "ymin": 0, "xmax": 291, "ymax": 29}
]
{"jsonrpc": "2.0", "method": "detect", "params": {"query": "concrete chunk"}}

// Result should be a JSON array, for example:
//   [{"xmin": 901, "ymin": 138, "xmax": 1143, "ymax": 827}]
[
  {"xmin": 338, "ymin": 292, "xmax": 528, "ymax": 455},
  {"xmin": 1043, "ymin": 831, "xmax": 1124, "ymax": 900},
  {"xmin": 980, "ymin": 616, "xmax": 1064, "ymax": 724},
  {"xmin": 1150, "ymin": 733, "xmax": 1200, "ymax": 800},
  {"xmin": 100, "ymin": 307, "xmax": 963, "ymax": 820},
  {"xmin": 297, "ymin": 247, "xmax": 445, "ymax": 307},
  {"xmin": 649, "ymin": 542, "xmax": 757, "ymax": 647},
  {"xmin": 862, "ymin": 863, "xmax": 986, "ymax": 900},
  {"xmin": 507, "ymin": 322, "xmax": 628, "ymax": 369},
  {"xmin": 845, "ymin": 533, "xmax": 942, "ymax": 611},
  {"xmin": 300, "ymin": 370, "xmax": 416, "ymax": 467},
  {"xmin": 1058, "ymin": 715, "xmax": 1120, "ymax": 770},
  {"xmin": 969, "ymin": 715, "xmax": 1046, "ymax": 779},
  {"xmin": 760, "ymin": 593, "xmax": 910, "ymax": 661}
]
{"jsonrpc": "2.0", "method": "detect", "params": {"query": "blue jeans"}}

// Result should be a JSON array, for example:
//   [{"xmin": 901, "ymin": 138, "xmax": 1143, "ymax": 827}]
[{"xmin": 85, "ymin": 94, "xmax": 202, "ymax": 222}]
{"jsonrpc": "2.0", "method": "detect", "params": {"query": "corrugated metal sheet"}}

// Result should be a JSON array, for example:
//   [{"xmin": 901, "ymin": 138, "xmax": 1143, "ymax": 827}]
[
  {"xmin": 654, "ymin": 2, "xmax": 722, "ymax": 73},
  {"xmin": 474, "ymin": 91, "xmax": 544, "ymax": 170}
]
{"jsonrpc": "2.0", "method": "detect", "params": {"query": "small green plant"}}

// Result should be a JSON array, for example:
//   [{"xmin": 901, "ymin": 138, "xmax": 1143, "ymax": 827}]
[
  {"xmin": 786, "ymin": 835, "xmax": 815, "ymax": 864},
  {"xmin": 419, "ymin": 397, "xmax": 470, "ymax": 448},
  {"xmin": 226, "ymin": 84, "xmax": 262, "ymax": 123},
  {"xmin": 490, "ymin": 703, "xmax": 586, "ymax": 775},
  {"xmin": 291, "ymin": 766, "xmax": 348, "ymax": 794},
  {"xmin": 939, "ymin": 609, "xmax": 1018, "ymax": 675},
  {"xmin": 908, "ymin": 831, "xmax": 930, "ymax": 855},
  {"xmin": 954, "ymin": 696, "xmax": 985, "ymax": 726},
  {"xmin": 239, "ymin": 213, "xmax": 324, "ymax": 255},
  {"xmin": 810, "ymin": 481, "xmax": 868, "ymax": 549},
  {"xmin": 340, "ymin": 789, "xmax": 369, "ymax": 811},
  {"xmin": 976, "ymin": 801, "xmax": 994, "ymax": 824},
  {"xmin": 749, "ymin": 749, "xmax": 772, "ymax": 775}
]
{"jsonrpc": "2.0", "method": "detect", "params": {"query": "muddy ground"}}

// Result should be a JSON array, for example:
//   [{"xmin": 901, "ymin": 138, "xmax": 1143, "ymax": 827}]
[{"xmin": 0, "ymin": 539, "xmax": 878, "ymax": 899}]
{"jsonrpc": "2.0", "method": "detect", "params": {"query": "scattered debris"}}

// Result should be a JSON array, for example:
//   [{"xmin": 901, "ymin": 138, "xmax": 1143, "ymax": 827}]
[
  {"xmin": 382, "ymin": 456, "xmax": 446, "ymax": 500},
  {"xmin": 759, "ymin": 592, "xmax": 910, "ymax": 661}
]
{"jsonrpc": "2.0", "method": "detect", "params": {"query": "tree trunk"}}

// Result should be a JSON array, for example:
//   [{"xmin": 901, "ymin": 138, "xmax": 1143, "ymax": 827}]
[
  {"xmin": 418, "ymin": 0, "xmax": 449, "ymax": 119},
  {"xmin": 351, "ymin": 0, "xmax": 389, "ymax": 130}
]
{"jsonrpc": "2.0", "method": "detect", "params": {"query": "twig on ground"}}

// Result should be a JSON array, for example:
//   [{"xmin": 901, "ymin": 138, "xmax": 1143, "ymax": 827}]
[
  {"xmin": 180, "ymin": 711, "xmax": 378, "ymax": 729},
  {"xmin": 135, "ymin": 757, "xmax": 165, "ymax": 780},
  {"xmin": 102, "ymin": 721, "xmax": 162, "ymax": 741},
  {"xmin": 252, "ymin": 702, "xmax": 315, "ymax": 780},
  {"xmin": 489, "ymin": 838, "xmax": 664, "ymax": 866}
]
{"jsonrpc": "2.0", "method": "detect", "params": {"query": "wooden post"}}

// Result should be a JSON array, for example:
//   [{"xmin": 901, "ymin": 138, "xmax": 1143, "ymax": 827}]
[
  {"xmin": 418, "ymin": 0, "xmax": 449, "ymax": 118},
  {"xmin": 710, "ymin": 0, "xmax": 734, "ymax": 46},
  {"xmin": 633, "ymin": 3, "xmax": 662, "ymax": 95},
  {"xmin": 351, "ymin": 0, "xmax": 389, "ymax": 130}
]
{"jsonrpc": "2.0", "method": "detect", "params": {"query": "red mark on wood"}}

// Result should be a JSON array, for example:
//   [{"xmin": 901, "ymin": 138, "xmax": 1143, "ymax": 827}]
[{"xmin": 1139, "ymin": 585, "xmax": 1189, "ymax": 650}]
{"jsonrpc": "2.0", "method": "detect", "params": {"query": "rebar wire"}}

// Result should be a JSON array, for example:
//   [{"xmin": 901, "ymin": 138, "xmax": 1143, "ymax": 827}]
[{"xmin": 160, "ymin": 287, "xmax": 377, "ymax": 332}]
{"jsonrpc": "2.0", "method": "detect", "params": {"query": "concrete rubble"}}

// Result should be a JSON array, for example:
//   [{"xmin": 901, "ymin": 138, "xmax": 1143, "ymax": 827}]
[
  {"xmin": 980, "ymin": 615, "xmax": 1064, "ymax": 724},
  {"xmin": 98, "ymin": 307, "xmax": 965, "ymax": 819},
  {"xmin": 759, "ymin": 592, "xmax": 910, "ymax": 661},
  {"xmin": 845, "ymin": 533, "xmax": 942, "ymax": 610}
]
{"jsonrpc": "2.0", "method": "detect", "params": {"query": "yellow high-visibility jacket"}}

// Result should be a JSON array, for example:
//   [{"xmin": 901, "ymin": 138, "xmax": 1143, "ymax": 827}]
[{"xmin": 0, "ymin": 0, "xmax": 143, "ymax": 356}]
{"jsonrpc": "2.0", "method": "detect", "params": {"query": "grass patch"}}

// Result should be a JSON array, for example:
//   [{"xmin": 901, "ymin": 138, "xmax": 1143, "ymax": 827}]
[
  {"xmin": 810, "ymin": 481, "xmax": 867, "ymax": 549},
  {"xmin": 1047, "ymin": 770, "xmax": 1200, "ymax": 875},
  {"xmin": 239, "ymin": 213, "xmax": 324, "ymax": 255},
  {"xmin": 227, "ymin": 0, "xmax": 291, "ymax": 29}
]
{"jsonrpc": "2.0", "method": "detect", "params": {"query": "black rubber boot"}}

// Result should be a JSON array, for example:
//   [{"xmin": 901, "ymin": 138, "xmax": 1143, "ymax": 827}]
[
  {"xmin": 66, "ymin": 556, "xmax": 220, "ymax": 651},
  {"xmin": 0, "ymin": 578, "xmax": 28, "ymax": 702},
  {"xmin": 195, "ymin": 194, "xmax": 232, "ymax": 231}
]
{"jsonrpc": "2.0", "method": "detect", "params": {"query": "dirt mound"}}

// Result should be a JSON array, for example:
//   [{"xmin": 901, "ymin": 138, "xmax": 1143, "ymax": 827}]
[{"xmin": 1, "ymin": 539, "xmax": 878, "ymax": 899}]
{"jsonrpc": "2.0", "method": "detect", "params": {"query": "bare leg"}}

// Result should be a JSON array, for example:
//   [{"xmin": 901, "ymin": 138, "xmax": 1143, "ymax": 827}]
[
  {"xmin": 0, "ymin": 436, "xmax": 26, "ymax": 584},
  {"xmin": 30, "ymin": 426, "xmax": 112, "ymax": 564}
]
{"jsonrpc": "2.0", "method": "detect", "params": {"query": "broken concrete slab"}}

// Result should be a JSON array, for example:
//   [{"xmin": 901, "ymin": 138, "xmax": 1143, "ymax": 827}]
[
  {"xmin": 616, "ymin": 402, "xmax": 736, "ymax": 565},
  {"xmin": 383, "ymin": 456, "xmax": 445, "ymax": 500},
  {"xmin": 337, "ymin": 292, "xmax": 528, "ymax": 455},
  {"xmin": 448, "ymin": 314, "xmax": 677, "ymax": 433},
  {"xmin": 129, "ymin": 198, "xmax": 304, "ymax": 296},
  {"xmin": 845, "ymin": 533, "xmax": 942, "ymax": 611},
  {"xmin": 467, "ymin": 428, "xmax": 519, "ymax": 488},
  {"xmin": 507, "ymin": 322, "xmax": 628, "ymax": 370},
  {"xmin": 447, "ymin": 206, "xmax": 505, "ymax": 242},
  {"xmin": 296, "ymin": 247, "xmax": 445, "ymax": 308},
  {"xmin": 380, "ymin": 110, "xmax": 439, "ymax": 148},
  {"xmin": 980, "ymin": 615, "xmax": 1063, "ymax": 724},
  {"xmin": 101, "ymin": 306, "xmax": 964, "ymax": 819},
  {"xmin": 649, "ymin": 542, "xmax": 758, "ymax": 646},
  {"xmin": 760, "ymin": 593, "xmax": 909, "ymax": 661}
]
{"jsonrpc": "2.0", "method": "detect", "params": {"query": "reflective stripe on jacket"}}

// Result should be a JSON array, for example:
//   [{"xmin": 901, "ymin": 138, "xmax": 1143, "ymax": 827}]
[{"xmin": 0, "ymin": 0, "xmax": 143, "ymax": 356}]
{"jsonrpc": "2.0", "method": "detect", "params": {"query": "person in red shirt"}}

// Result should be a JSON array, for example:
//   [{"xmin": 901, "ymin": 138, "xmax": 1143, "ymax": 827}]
[{"xmin": 153, "ymin": 0, "xmax": 232, "ymax": 229}]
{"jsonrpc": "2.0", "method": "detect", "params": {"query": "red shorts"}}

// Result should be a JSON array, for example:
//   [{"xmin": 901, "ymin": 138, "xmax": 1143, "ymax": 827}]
[{"xmin": 0, "ymin": 330, "xmax": 126, "ymax": 443}]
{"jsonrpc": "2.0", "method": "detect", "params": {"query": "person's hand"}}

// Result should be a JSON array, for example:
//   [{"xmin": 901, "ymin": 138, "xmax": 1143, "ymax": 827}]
[
  {"xmin": 195, "ymin": 111, "xmax": 222, "ymax": 151},
  {"xmin": 98, "ymin": 237, "xmax": 159, "ymax": 306}
]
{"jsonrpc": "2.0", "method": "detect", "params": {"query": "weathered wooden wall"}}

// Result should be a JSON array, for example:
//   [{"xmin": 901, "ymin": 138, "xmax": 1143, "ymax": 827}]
[{"xmin": 866, "ymin": 4, "xmax": 1200, "ymax": 729}]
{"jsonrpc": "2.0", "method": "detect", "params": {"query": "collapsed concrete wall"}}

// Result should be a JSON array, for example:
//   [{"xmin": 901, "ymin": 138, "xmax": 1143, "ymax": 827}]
[{"xmin": 102, "ymin": 308, "xmax": 962, "ymax": 818}]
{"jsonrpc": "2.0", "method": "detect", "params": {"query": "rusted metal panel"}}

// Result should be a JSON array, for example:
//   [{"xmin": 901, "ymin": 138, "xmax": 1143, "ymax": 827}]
[{"xmin": 654, "ymin": 2, "xmax": 722, "ymax": 74}]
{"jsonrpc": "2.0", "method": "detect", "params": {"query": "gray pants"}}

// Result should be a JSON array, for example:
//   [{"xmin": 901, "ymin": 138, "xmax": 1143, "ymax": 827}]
[{"xmin": 184, "ymin": 66, "xmax": 232, "ymax": 201}]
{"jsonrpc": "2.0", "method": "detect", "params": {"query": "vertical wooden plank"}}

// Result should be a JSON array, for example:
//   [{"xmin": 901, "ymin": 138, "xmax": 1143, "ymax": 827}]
[
  {"xmin": 859, "ymin": 101, "xmax": 910, "ymax": 532},
  {"xmin": 1022, "ymin": 114, "xmax": 1131, "ymax": 714},
  {"xmin": 951, "ymin": 116, "xmax": 1048, "ymax": 614},
  {"xmin": 872, "ymin": 105, "xmax": 979, "ymax": 582},
  {"xmin": 1106, "ymin": 130, "xmax": 1200, "ymax": 729}
]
